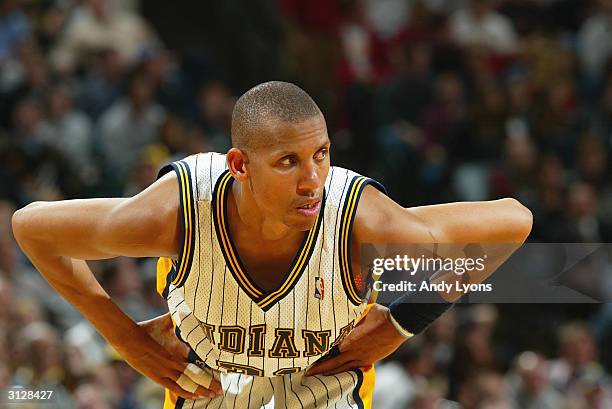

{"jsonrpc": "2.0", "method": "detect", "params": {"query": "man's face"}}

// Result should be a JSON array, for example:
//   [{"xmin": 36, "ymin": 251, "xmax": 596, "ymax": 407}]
[{"xmin": 245, "ymin": 114, "xmax": 330, "ymax": 231}]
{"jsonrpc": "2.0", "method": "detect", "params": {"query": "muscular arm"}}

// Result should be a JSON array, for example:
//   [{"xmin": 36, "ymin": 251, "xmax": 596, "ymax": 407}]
[
  {"xmin": 353, "ymin": 185, "xmax": 532, "ymax": 245},
  {"xmin": 308, "ymin": 187, "xmax": 532, "ymax": 376},
  {"xmin": 353, "ymin": 186, "xmax": 532, "ymax": 300},
  {"xmin": 11, "ymin": 173, "xmax": 219, "ymax": 398},
  {"xmin": 11, "ymin": 172, "xmax": 180, "ymax": 342}
]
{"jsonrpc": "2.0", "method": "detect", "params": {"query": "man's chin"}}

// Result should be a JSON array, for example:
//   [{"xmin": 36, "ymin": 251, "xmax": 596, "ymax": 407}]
[{"xmin": 286, "ymin": 216, "xmax": 317, "ymax": 232}]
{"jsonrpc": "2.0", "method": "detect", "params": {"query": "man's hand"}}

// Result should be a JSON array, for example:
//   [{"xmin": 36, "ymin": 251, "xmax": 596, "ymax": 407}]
[
  {"xmin": 306, "ymin": 304, "xmax": 407, "ymax": 376},
  {"xmin": 138, "ymin": 313, "xmax": 189, "ymax": 360},
  {"xmin": 115, "ymin": 318, "xmax": 222, "ymax": 400}
]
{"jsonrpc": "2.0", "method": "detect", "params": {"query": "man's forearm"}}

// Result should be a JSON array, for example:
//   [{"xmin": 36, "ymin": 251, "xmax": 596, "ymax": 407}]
[
  {"xmin": 408, "ymin": 198, "xmax": 533, "ymax": 244},
  {"xmin": 12, "ymin": 231, "xmax": 139, "ymax": 346},
  {"xmin": 430, "ymin": 243, "xmax": 522, "ymax": 301},
  {"xmin": 386, "ymin": 199, "xmax": 532, "ymax": 335},
  {"xmin": 408, "ymin": 198, "xmax": 532, "ymax": 300}
]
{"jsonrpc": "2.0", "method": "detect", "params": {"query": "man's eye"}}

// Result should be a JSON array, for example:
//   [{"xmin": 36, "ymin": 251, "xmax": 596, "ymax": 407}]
[
  {"xmin": 280, "ymin": 156, "xmax": 296, "ymax": 166},
  {"xmin": 315, "ymin": 149, "xmax": 328, "ymax": 161}
]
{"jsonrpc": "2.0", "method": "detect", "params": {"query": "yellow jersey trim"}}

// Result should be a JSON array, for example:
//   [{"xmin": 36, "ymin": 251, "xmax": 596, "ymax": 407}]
[
  {"xmin": 339, "ymin": 176, "xmax": 387, "ymax": 305},
  {"xmin": 171, "ymin": 160, "xmax": 196, "ymax": 287},
  {"xmin": 212, "ymin": 170, "xmax": 325, "ymax": 311}
]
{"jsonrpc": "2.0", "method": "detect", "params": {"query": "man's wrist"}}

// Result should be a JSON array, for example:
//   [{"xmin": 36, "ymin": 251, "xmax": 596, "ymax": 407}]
[
  {"xmin": 385, "ymin": 309, "xmax": 414, "ymax": 339},
  {"xmin": 387, "ymin": 278, "xmax": 455, "ymax": 335}
]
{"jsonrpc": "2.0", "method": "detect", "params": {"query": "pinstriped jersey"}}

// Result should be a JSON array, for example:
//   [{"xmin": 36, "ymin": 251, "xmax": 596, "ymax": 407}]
[{"xmin": 156, "ymin": 152, "xmax": 385, "ymax": 378}]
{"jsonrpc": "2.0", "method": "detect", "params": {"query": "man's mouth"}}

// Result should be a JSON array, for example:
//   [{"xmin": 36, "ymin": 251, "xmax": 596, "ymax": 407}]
[
  {"xmin": 297, "ymin": 202, "xmax": 319, "ymax": 209},
  {"xmin": 296, "ymin": 200, "xmax": 322, "ymax": 217}
]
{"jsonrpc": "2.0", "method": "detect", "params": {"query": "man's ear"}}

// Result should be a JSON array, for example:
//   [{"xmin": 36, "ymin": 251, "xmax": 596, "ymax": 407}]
[{"xmin": 226, "ymin": 148, "xmax": 249, "ymax": 181}]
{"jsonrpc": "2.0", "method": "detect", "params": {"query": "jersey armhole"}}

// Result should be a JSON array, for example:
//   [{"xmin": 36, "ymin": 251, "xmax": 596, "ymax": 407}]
[
  {"xmin": 338, "ymin": 176, "xmax": 387, "ymax": 305},
  {"xmin": 157, "ymin": 160, "xmax": 196, "ymax": 288},
  {"xmin": 156, "ymin": 257, "xmax": 177, "ymax": 299}
]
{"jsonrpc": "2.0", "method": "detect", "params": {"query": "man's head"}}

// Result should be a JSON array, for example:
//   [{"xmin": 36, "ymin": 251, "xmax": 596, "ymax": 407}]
[{"xmin": 227, "ymin": 81, "xmax": 330, "ymax": 231}]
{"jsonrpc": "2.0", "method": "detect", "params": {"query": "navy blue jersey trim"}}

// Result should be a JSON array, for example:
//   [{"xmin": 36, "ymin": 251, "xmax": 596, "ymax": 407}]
[{"xmin": 339, "ymin": 176, "xmax": 387, "ymax": 305}]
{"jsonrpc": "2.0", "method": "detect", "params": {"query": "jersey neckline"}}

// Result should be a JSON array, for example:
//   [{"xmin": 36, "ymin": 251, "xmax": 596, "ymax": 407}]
[{"xmin": 211, "ymin": 169, "xmax": 326, "ymax": 311}]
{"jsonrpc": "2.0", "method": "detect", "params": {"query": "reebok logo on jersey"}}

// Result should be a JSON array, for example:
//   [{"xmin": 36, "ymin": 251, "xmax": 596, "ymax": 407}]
[{"xmin": 315, "ymin": 276, "xmax": 324, "ymax": 300}]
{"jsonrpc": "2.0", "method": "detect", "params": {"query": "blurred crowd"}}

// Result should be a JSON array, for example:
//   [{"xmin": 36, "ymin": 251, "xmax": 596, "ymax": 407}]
[
  {"xmin": 2, "ymin": 0, "xmax": 612, "ymax": 408},
  {"xmin": 374, "ymin": 305, "xmax": 612, "ymax": 409}
]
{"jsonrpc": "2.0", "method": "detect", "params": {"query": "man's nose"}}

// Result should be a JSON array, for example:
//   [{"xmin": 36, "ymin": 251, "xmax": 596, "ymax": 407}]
[{"xmin": 297, "ymin": 161, "xmax": 321, "ymax": 196}]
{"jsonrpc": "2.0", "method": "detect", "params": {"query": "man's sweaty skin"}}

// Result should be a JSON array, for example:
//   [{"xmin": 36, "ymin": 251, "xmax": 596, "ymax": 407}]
[
  {"xmin": 12, "ymin": 172, "xmax": 222, "ymax": 399},
  {"xmin": 11, "ymin": 113, "xmax": 532, "ymax": 396}
]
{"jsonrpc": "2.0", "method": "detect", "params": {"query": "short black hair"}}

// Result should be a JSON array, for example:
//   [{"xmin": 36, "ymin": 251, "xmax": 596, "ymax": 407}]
[{"xmin": 231, "ymin": 81, "xmax": 322, "ymax": 150}]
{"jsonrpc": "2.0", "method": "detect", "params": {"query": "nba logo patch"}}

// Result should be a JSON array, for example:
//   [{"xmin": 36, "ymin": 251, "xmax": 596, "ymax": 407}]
[{"xmin": 314, "ymin": 277, "xmax": 324, "ymax": 300}]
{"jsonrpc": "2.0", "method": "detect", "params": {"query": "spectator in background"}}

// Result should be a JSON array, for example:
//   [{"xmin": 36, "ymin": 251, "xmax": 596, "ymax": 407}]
[
  {"xmin": 122, "ymin": 143, "xmax": 170, "ymax": 197},
  {"xmin": 409, "ymin": 388, "xmax": 457, "ymax": 409},
  {"xmin": 477, "ymin": 371, "xmax": 513, "ymax": 409},
  {"xmin": 195, "ymin": 81, "xmax": 234, "ymax": 153},
  {"xmin": 567, "ymin": 364, "xmax": 612, "ymax": 409},
  {"xmin": 278, "ymin": 0, "xmax": 342, "ymax": 113},
  {"xmin": 73, "ymin": 382, "xmax": 114, "ymax": 409},
  {"xmin": 10, "ymin": 96, "xmax": 48, "ymax": 158},
  {"xmin": 363, "ymin": 0, "xmax": 411, "ymax": 41},
  {"xmin": 76, "ymin": 48, "xmax": 125, "ymax": 120},
  {"xmin": 489, "ymin": 130, "xmax": 538, "ymax": 207},
  {"xmin": 506, "ymin": 75, "xmax": 534, "ymax": 122},
  {"xmin": 108, "ymin": 354, "xmax": 147, "ymax": 409},
  {"xmin": 157, "ymin": 114, "xmax": 189, "ymax": 160},
  {"xmin": 470, "ymin": 79, "xmax": 507, "ymax": 161},
  {"xmin": 51, "ymin": 0, "xmax": 158, "ymax": 73},
  {"xmin": 575, "ymin": 135, "xmax": 611, "ymax": 195},
  {"xmin": 0, "ymin": 0, "xmax": 30, "ymax": 62},
  {"xmin": 425, "ymin": 307, "xmax": 457, "ymax": 374},
  {"xmin": 11, "ymin": 322, "xmax": 74, "ymax": 407},
  {"xmin": 9, "ymin": 96, "xmax": 86, "ymax": 200},
  {"xmin": 578, "ymin": 0, "xmax": 612, "ymax": 91},
  {"xmin": 559, "ymin": 182, "xmax": 612, "ymax": 242},
  {"xmin": 421, "ymin": 72, "xmax": 470, "ymax": 154},
  {"xmin": 448, "ymin": 305, "xmax": 499, "ymax": 401},
  {"xmin": 36, "ymin": 5, "xmax": 68, "ymax": 54},
  {"xmin": 377, "ymin": 41, "xmax": 435, "ymax": 125},
  {"xmin": 139, "ymin": 48, "xmax": 191, "ymax": 115},
  {"xmin": 336, "ymin": 0, "xmax": 389, "ymax": 88},
  {"xmin": 98, "ymin": 73, "xmax": 165, "ymax": 189},
  {"xmin": 373, "ymin": 41, "xmax": 434, "ymax": 203},
  {"xmin": 591, "ymin": 74, "xmax": 612, "ymax": 151},
  {"xmin": 531, "ymin": 154, "xmax": 567, "ymax": 241},
  {"xmin": 533, "ymin": 79, "xmax": 579, "ymax": 162},
  {"xmin": 550, "ymin": 322, "xmax": 606, "ymax": 391},
  {"xmin": 506, "ymin": 351, "xmax": 567, "ymax": 409},
  {"xmin": 373, "ymin": 342, "xmax": 435, "ymax": 409},
  {"xmin": 419, "ymin": 72, "xmax": 470, "ymax": 202},
  {"xmin": 2, "ymin": 44, "xmax": 52, "ymax": 129},
  {"xmin": 99, "ymin": 257, "xmax": 150, "ymax": 322},
  {"xmin": 450, "ymin": 0, "xmax": 517, "ymax": 55},
  {"xmin": 422, "ymin": 0, "xmax": 467, "ymax": 15},
  {"xmin": 42, "ymin": 84, "xmax": 97, "ymax": 186}
]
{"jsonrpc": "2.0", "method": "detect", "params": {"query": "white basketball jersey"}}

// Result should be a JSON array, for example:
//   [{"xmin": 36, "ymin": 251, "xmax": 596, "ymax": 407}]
[{"xmin": 156, "ymin": 152, "xmax": 385, "ymax": 378}]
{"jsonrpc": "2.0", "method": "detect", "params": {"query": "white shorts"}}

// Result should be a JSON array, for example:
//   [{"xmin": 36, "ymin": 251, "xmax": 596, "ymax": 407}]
[{"xmin": 162, "ymin": 365, "xmax": 375, "ymax": 409}]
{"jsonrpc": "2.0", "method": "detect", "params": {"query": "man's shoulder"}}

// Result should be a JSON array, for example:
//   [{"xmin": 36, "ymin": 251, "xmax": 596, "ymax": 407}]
[
  {"xmin": 327, "ymin": 165, "xmax": 387, "ymax": 196},
  {"xmin": 157, "ymin": 152, "xmax": 226, "ymax": 177}
]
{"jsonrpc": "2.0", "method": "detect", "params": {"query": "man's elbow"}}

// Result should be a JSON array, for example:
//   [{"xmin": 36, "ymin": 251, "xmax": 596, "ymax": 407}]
[
  {"xmin": 11, "ymin": 202, "xmax": 43, "ymax": 243},
  {"xmin": 502, "ymin": 198, "xmax": 533, "ymax": 243},
  {"xmin": 12, "ymin": 206, "xmax": 29, "ymax": 243}
]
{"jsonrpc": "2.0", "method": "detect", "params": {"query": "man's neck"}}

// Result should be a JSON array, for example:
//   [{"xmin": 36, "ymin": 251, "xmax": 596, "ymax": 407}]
[{"xmin": 229, "ymin": 180, "xmax": 302, "ymax": 244}]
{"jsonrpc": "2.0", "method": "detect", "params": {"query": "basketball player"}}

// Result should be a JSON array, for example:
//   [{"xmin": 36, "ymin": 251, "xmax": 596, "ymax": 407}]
[{"xmin": 11, "ymin": 82, "xmax": 532, "ymax": 408}]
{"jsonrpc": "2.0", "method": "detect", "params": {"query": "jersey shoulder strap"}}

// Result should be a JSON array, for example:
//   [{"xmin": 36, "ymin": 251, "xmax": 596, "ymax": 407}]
[
  {"xmin": 325, "ymin": 166, "xmax": 387, "ymax": 305},
  {"xmin": 155, "ymin": 152, "xmax": 227, "ymax": 292}
]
